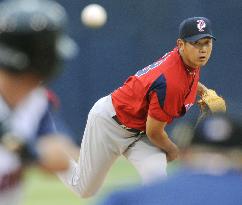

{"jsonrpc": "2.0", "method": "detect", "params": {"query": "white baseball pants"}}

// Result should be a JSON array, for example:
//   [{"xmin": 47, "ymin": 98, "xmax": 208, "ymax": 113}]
[{"xmin": 57, "ymin": 95, "xmax": 167, "ymax": 198}]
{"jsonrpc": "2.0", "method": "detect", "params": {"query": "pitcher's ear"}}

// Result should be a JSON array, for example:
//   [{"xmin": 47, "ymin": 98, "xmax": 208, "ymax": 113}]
[{"xmin": 177, "ymin": 39, "xmax": 184, "ymax": 48}]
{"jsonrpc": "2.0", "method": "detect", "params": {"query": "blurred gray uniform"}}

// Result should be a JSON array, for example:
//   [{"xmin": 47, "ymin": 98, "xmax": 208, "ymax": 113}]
[
  {"xmin": 0, "ymin": 0, "xmax": 77, "ymax": 204},
  {"xmin": 0, "ymin": 88, "xmax": 49, "ymax": 205}
]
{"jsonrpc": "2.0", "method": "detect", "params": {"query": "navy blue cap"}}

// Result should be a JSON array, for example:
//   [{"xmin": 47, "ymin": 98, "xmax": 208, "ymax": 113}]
[{"xmin": 179, "ymin": 17, "xmax": 216, "ymax": 42}]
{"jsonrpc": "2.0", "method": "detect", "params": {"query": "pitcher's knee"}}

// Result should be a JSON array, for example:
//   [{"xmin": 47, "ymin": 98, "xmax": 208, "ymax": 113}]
[{"xmin": 139, "ymin": 154, "xmax": 167, "ymax": 184}]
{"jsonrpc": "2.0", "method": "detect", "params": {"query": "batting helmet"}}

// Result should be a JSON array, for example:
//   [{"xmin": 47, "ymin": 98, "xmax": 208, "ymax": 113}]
[{"xmin": 0, "ymin": 0, "xmax": 77, "ymax": 79}]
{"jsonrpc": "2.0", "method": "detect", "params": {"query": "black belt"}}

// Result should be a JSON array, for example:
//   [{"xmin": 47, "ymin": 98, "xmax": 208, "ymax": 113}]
[{"xmin": 112, "ymin": 115, "xmax": 142, "ymax": 134}]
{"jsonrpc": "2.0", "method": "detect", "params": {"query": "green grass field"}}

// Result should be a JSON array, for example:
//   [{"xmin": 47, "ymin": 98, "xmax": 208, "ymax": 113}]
[
  {"xmin": 21, "ymin": 157, "xmax": 141, "ymax": 205},
  {"xmin": 22, "ymin": 157, "xmax": 179, "ymax": 205}
]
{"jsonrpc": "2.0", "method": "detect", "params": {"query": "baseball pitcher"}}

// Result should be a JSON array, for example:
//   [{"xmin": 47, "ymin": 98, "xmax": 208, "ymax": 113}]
[{"xmin": 58, "ymin": 17, "xmax": 225, "ymax": 198}]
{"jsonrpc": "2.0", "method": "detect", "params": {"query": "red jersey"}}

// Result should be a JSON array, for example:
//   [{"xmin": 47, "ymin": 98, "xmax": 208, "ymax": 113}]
[{"xmin": 112, "ymin": 47, "xmax": 200, "ymax": 131}]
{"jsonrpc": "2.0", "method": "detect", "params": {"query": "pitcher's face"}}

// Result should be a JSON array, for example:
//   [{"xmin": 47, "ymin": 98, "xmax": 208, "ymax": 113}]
[{"xmin": 178, "ymin": 38, "xmax": 213, "ymax": 68}]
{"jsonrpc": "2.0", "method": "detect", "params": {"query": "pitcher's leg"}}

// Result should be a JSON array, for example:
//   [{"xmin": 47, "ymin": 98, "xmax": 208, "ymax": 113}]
[
  {"xmin": 58, "ymin": 95, "xmax": 137, "ymax": 197},
  {"xmin": 57, "ymin": 110, "xmax": 119, "ymax": 198},
  {"xmin": 123, "ymin": 135, "xmax": 167, "ymax": 184},
  {"xmin": 79, "ymin": 114, "xmax": 125, "ymax": 197}
]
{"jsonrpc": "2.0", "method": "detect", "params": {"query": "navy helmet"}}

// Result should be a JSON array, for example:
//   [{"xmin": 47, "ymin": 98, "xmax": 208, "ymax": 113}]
[{"xmin": 0, "ymin": 0, "xmax": 78, "ymax": 79}]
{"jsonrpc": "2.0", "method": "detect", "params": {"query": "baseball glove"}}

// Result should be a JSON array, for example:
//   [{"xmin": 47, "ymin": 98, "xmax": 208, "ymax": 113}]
[{"xmin": 197, "ymin": 89, "xmax": 226, "ymax": 114}]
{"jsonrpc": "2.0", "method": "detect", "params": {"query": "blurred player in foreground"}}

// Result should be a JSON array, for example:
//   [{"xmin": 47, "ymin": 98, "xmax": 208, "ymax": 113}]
[
  {"xmin": 98, "ymin": 113, "xmax": 242, "ymax": 205},
  {"xmin": 58, "ymin": 17, "xmax": 218, "ymax": 197},
  {"xmin": 0, "ymin": 0, "xmax": 78, "ymax": 204}
]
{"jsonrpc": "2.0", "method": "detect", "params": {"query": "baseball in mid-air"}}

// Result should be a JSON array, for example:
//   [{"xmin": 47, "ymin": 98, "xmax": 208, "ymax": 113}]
[{"xmin": 81, "ymin": 4, "xmax": 107, "ymax": 28}]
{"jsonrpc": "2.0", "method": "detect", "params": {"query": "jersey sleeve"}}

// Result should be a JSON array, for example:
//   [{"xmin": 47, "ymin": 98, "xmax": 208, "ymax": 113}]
[{"xmin": 148, "ymin": 91, "xmax": 172, "ymax": 123}]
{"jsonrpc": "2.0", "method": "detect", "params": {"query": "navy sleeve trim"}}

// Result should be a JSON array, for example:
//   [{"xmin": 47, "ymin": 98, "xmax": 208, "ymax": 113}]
[{"xmin": 147, "ymin": 75, "xmax": 167, "ymax": 108}]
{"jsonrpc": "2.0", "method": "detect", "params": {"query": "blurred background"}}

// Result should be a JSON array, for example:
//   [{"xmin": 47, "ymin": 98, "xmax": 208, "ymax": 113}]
[{"xmin": 18, "ymin": 0, "xmax": 242, "ymax": 204}]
